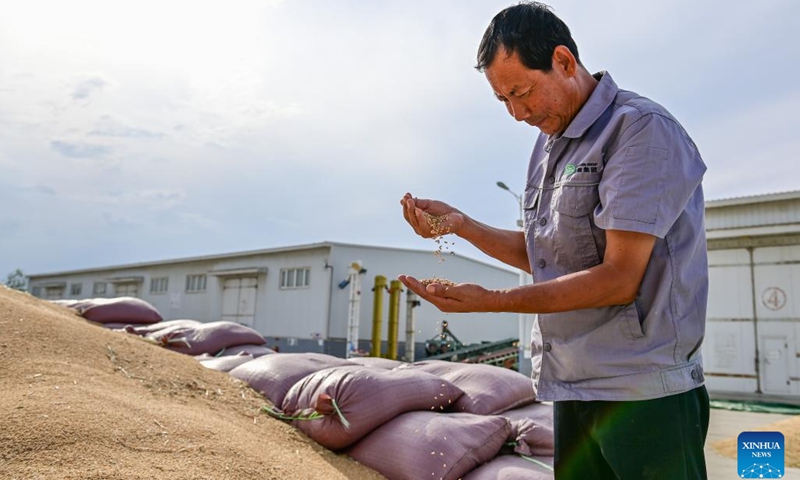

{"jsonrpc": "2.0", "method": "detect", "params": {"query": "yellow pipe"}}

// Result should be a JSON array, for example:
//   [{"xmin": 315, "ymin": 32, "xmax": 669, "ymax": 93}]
[
  {"xmin": 387, "ymin": 280, "xmax": 402, "ymax": 360},
  {"xmin": 371, "ymin": 275, "xmax": 387, "ymax": 357}
]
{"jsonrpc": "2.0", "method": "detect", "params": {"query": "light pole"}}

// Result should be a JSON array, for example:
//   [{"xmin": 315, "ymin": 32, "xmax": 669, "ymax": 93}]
[
  {"xmin": 496, "ymin": 180, "xmax": 534, "ymax": 376},
  {"xmin": 496, "ymin": 181, "xmax": 523, "ymax": 229}
]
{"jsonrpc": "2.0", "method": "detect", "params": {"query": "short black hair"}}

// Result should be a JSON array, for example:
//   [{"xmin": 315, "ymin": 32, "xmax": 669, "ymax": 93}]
[{"xmin": 476, "ymin": 2, "xmax": 581, "ymax": 72}]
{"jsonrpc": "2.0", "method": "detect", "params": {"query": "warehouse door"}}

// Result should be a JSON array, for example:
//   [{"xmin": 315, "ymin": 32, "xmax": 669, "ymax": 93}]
[
  {"xmin": 222, "ymin": 277, "xmax": 257, "ymax": 327},
  {"xmin": 114, "ymin": 283, "xmax": 139, "ymax": 298},
  {"xmin": 762, "ymin": 337, "xmax": 790, "ymax": 394},
  {"xmin": 753, "ymin": 244, "xmax": 799, "ymax": 395}
]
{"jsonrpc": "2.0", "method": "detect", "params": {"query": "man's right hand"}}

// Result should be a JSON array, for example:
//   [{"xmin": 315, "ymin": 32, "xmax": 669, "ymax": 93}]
[{"xmin": 400, "ymin": 192, "xmax": 464, "ymax": 239}]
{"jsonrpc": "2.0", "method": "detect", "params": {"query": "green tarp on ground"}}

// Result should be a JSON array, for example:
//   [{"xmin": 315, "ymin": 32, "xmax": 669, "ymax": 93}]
[{"xmin": 710, "ymin": 400, "xmax": 800, "ymax": 415}]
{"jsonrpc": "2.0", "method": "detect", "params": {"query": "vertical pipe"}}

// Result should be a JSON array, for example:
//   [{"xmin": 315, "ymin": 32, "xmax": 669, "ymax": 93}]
[
  {"xmin": 324, "ymin": 262, "xmax": 334, "ymax": 350},
  {"xmin": 387, "ymin": 280, "xmax": 402, "ymax": 360},
  {"xmin": 345, "ymin": 264, "xmax": 362, "ymax": 359},
  {"xmin": 371, "ymin": 275, "xmax": 387, "ymax": 358},
  {"xmin": 405, "ymin": 291, "xmax": 419, "ymax": 362},
  {"xmin": 748, "ymin": 247, "xmax": 763, "ymax": 394}
]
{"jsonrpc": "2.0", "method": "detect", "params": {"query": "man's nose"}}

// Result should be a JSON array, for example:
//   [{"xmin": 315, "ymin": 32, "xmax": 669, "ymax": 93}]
[{"xmin": 507, "ymin": 100, "xmax": 529, "ymax": 122}]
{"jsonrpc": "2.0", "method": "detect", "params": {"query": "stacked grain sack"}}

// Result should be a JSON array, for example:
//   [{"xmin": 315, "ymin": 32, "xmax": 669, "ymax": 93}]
[
  {"xmin": 53, "ymin": 297, "xmax": 274, "ymax": 361},
  {"xmin": 230, "ymin": 353, "xmax": 553, "ymax": 480},
  {"xmin": 53, "ymin": 297, "xmax": 554, "ymax": 479}
]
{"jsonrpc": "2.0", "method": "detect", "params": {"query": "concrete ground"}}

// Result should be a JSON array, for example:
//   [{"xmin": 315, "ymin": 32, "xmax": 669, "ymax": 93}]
[{"xmin": 706, "ymin": 408, "xmax": 800, "ymax": 479}]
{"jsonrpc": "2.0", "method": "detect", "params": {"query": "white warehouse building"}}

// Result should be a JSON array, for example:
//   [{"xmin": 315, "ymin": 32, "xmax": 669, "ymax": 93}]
[
  {"xmin": 27, "ymin": 241, "xmax": 520, "ymax": 359},
  {"xmin": 704, "ymin": 190, "xmax": 800, "ymax": 399}
]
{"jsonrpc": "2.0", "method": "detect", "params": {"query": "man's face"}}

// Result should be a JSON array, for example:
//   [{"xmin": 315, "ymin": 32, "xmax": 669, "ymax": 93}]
[{"xmin": 484, "ymin": 46, "xmax": 580, "ymax": 136}]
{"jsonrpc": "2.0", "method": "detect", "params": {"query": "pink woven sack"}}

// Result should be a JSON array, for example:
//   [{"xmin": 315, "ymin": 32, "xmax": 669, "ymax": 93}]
[
  {"xmin": 279, "ymin": 365, "xmax": 463, "ymax": 450},
  {"xmin": 345, "ymin": 411, "xmax": 511, "ymax": 480},
  {"xmin": 502, "ymin": 402, "xmax": 554, "ymax": 456},
  {"xmin": 399, "ymin": 360, "xmax": 536, "ymax": 414},
  {"xmin": 199, "ymin": 353, "xmax": 255, "ymax": 372},
  {"xmin": 462, "ymin": 453, "xmax": 554, "ymax": 479},
  {"xmin": 77, "ymin": 297, "xmax": 163, "ymax": 325},
  {"xmin": 147, "ymin": 321, "xmax": 266, "ymax": 356},
  {"xmin": 228, "ymin": 353, "xmax": 352, "ymax": 406}
]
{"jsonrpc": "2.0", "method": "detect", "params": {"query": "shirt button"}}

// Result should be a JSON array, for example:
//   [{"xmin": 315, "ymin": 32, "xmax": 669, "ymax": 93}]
[
  {"xmin": 547, "ymin": 176, "xmax": 555, "ymax": 184},
  {"xmin": 691, "ymin": 369, "xmax": 698, "ymax": 379},
  {"xmin": 537, "ymin": 259, "xmax": 546, "ymax": 269},
  {"xmin": 538, "ymin": 217, "xmax": 547, "ymax": 226},
  {"xmin": 543, "ymin": 342, "xmax": 552, "ymax": 352}
]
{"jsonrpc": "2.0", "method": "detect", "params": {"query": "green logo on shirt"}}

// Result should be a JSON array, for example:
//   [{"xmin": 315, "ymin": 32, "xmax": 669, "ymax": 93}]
[{"xmin": 564, "ymin": 164, "xmax": 577, "ymax": 177}]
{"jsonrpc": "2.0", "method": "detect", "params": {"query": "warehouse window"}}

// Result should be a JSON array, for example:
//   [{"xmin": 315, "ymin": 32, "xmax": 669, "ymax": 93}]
[
  {"xmin": 70, "ymin": 283, "xmax": 83, "ymax": 297},
  {"xmin": 93, "ymin": 282, "xmax": 107, "ymax": 295},
  {"xmin": 31, "ymin": 286, "xmax": 42, "ymax": 298},
  {"xmin": 45, "ymin": 286, "xmax": 64, "ymax": 300},
  {"xmin": 185, "ymin": 274, "xmax": 207, "ymax": 293},
  {"xmin": 280, "ymin": 267, "xmax": 310, "ymax": 289},
  {"xmin": 150, "ymin": 277, "xmax": 169, "ymax": 294}
]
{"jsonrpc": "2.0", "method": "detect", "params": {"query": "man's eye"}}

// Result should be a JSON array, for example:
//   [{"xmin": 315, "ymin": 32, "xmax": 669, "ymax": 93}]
[{"xmin": 517, "ymin": 89, "xmax": 531, "ymax": 98}]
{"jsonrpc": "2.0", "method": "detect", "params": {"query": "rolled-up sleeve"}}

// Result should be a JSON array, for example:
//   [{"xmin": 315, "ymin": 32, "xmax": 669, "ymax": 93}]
[{"xmin": 594, "ymin": 112, "xmax": 707, "ymax": 238}]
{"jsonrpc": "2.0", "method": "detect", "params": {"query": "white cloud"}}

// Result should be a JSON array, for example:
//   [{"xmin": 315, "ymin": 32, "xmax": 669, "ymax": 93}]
[
  {"xmin": 50, "ymin": 140, "xmax": 111, "ymax": 158},
  {"xmin": 71, "ymin": 75, "xmax": 107, "ymax": 100},
  {"xmin": 88, "ymin": 115, "xmax": 163, "ymax": 139}
]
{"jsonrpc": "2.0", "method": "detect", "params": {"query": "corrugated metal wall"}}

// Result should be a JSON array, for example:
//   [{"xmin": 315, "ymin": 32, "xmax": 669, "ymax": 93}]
[{"xmin": 706, "ymin": 197, "xmax": 800, "ymax": 231}]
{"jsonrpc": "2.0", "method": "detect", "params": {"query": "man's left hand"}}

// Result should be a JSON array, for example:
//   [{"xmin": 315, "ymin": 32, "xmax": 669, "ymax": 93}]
[{"xmin": 397, "ymin": 275, "xmax": 497, "ymax": 313}]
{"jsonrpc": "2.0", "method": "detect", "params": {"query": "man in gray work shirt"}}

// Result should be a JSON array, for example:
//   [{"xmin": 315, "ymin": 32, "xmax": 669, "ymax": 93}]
[{"xmin": 399, "ymin": 2, "xmax": 709, "ymax": 479}]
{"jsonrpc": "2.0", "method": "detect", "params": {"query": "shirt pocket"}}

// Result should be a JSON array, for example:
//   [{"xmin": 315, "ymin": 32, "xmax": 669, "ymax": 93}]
[
  {"xmin": 551, "ymin": 183, "xmax": 602, "ymax": 272},
  {"xmin": 523, "ymin": 185, "xmax": 540, "ymax": 237},
  {"xmin": 619, "ymin": 301, "xmax": 646, "ymax": 339}
]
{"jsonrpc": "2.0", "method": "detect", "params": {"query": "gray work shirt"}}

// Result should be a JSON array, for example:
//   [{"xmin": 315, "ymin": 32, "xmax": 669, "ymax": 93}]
[{"xmin": 524, "ymin": 71, "xmax": 708, "ymax": 402}]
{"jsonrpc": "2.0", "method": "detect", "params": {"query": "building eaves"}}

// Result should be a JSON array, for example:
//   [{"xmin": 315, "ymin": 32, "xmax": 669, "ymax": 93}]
[
  {"xmin": 705, "ymin": 190, "xmax": 800, "ymax": 209},
  {"xmin": 28, "ymin": 242, "xmax": 335, "ymax": 279}
]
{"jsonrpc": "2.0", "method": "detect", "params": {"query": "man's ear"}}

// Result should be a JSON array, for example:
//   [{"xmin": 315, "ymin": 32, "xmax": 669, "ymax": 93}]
[{"xmin": 552, "ymin": 45, "xmax": 577, "ymax": 76}]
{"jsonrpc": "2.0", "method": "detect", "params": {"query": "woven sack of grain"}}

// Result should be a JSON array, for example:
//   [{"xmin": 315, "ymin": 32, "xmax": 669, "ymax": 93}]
[
  {"xmin": 199, "ymin": 352, "xmax": 255, "ymax": 372},
  {"xmin": 398, "ymin": 360, "xmax": 536, "ymax": 415},
  {"xmin": 347, "ymin": 356, "xmax": 405, "ymax": 370},
  {"xmin": 124, "ymin": 319, "xmax": 202, "ymax": 336},
  {"xmin": 229, "ymin": 353, "xmax": 352, "ymax": 406},
  {"xmin": 211, "ymin": 343, "xmax": 275, "ymax": 357},
  {"xmin": 462, "ymin": 453, "xmax": 554, "ymax": 480},
  {"xmin": 75, "ymin": 297, "xmax": 163, "ymax": 325},
  {"xmin": 280, "ymin": 365, "xmax": 463, "ymax": 450},
  {"xmin": 147, "ymin": 321, "xmax": 266, "ymax": 356},
  {"xmin": 345, "ymin": 411, "xmax": 510, "ymax": 480},
  {"xmin": 502, "ymin": 402, "xmax": 554, "ymax": 456}
]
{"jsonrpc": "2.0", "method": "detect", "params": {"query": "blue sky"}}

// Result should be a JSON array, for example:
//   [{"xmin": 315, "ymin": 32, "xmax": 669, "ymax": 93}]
[{"xmin": 1, "ymin": 0, "xmax": 799, "ymax": 279}]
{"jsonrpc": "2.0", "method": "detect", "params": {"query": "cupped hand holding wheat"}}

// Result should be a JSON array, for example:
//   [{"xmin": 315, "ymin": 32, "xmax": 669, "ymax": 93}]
[{"xmin": 400, "ymin": 193, "xmax": 464, "ymax": 239}]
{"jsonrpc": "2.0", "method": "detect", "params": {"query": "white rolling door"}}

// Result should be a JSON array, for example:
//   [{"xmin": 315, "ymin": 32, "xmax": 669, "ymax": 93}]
[{"xmin": 222, "ymin": 277, "xmax": 257, "ymax": 327}]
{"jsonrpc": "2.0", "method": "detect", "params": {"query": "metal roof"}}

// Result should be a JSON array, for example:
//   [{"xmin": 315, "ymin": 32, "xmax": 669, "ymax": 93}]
[
  {"xmin": 705, "ymin": 190, "xmax": 800, "ymax": 234},
  {"xmin": 28, "ymin": 240, "xmax": 516, "ymax": 279},
  {"xmin": 28, "ymin": 242, "xmax": 334, "ymax": 278},
  {"xmin": 705, "ymin": 190, "xmax": 800, "ymax": 208}
]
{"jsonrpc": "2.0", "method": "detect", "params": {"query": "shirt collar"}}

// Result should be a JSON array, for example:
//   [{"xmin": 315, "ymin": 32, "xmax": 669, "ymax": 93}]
[{"xmin": 560, "ymin": 70, "xmax": 618, "ymax": 140}]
